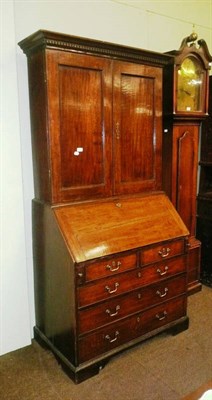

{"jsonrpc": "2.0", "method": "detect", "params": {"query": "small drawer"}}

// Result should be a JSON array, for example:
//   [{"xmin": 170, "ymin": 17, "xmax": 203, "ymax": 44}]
[
  {"xmin": 78, "ymin": 274, "xmax": 187, "ymax": 334},
  {"xmin": 85, "ymin": 253, "xmax": 137, "ymax": 282},
  {"xmin": 141, "ymin": 239, "xmax": 185, "ymax": 265},
  {"xmin": 78, "ymin": 296, "xmax": 187, "ymax": 363}
]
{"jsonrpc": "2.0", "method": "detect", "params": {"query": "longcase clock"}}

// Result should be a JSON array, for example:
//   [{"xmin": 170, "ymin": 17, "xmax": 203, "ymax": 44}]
[{"xmin": 163, "ymin": 33, "xmax": 212, "ymax": 294}]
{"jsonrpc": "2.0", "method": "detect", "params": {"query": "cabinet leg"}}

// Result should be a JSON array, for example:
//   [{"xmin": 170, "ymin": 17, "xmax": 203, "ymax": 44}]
[{"xmin": 169, "ymin": 316, "xmax": 189, "ymax": 336}]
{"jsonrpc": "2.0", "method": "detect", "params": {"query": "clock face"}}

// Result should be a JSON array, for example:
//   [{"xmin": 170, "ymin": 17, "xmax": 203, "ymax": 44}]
[{"xmin": 177, "ymin": 56, "xmax": 204, "ymax": 113}]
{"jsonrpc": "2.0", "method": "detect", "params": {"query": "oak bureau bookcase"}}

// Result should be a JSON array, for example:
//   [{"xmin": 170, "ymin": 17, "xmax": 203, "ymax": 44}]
[{"xmin": 19, "ymin": 30, "xmax": 189, "ymax": 383}]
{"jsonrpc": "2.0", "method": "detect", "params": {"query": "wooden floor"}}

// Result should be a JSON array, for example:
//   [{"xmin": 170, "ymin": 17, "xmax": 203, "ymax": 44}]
[{"xmin": 182, "ymin": 380, "xmax": 212, "ymax": 400}]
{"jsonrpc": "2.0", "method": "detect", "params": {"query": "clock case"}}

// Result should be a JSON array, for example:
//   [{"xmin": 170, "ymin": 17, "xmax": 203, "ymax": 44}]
[{"xmin": 163, "ymin": 35, "xmax": 212, "ymax": 294}]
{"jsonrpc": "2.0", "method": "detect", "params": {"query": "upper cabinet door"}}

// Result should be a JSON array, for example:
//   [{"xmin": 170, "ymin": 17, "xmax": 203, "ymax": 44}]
[
  {"xmin": 113, "ymin": 61, "xmax": 163, "ymax": 195},
  {"xmin": 46, "ymin": 50, "xmax": 113, "ymax": 203}
]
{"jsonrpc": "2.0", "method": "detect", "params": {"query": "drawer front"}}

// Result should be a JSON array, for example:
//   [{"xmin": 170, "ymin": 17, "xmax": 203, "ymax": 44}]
[
  {"xmin": 78, "ymin": 269, "xmax": 143, "ymax": 307},
  {"xmin": 85, "ymin": 253, "xmax": 137, "ymax": 282},
  {"xmin": 140, "ymin": 255, "xmax": 187, "ymax": 285},
  {"xmin": 78, "ymin": 255, "xmax": 187, "ymax": 307},
  {"xmin": 78, "ymin": 274, "xmax": 187, "ymax": 334},
  {"xmin": 141, "ymin": 239, "xmax": 185, "ymax": 265},
  {"xmin": 78, "ymin": 296, "xmax": 187, "ymax": 363}
]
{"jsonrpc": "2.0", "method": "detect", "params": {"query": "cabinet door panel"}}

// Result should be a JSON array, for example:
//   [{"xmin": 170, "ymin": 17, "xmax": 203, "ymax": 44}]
[
  {"xmin": 113, "ymin": 62, "xmax": 162, "ymax": 195},
  {"xmin": 46, "ymin": 50, "xmax": 112, "ymax": 203},
  {"xmin": 172, "ymin": 124, "xmax": 199, "ymax": 235}
]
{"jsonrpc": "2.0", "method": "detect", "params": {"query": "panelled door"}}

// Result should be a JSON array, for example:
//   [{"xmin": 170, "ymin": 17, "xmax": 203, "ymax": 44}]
[
  {"xmin": 113, "ymin": 61, "xmax": 163, "ymax": 195},
  {"xmin": 46, "ymin": 49, "xmax": 113, "ymax": 203},
  {"xmin": 171, "ymin": 123, "xmax": 200, "ymax": 236}
]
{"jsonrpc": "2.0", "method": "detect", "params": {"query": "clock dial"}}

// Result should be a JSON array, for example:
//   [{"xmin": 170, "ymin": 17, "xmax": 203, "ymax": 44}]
[{"xmin": 177, "ymin": 56, "xmax": 203, "ymax": 112}]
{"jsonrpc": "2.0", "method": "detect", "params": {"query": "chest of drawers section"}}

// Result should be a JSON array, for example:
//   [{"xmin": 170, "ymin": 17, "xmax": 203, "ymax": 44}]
[{"xmin": 76, "ymin": 238, "xmax": 188, "ymax": 364}]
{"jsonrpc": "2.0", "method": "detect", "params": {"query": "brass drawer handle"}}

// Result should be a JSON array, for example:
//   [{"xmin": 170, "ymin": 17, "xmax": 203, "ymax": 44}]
[
  {"xmin": 106, "ymin": 261, "xmax": 121, "ymax": 272},
  {"xmin": 105, "ymin": 330, "xmax": 119, "ymax": 343},
  {"xmin": 156, "ymin": 288, "xmax": 168, "ymax": 298},
  {"xmin": 105, "ymin": 282, "xmax": 119, "ymax": 294},
  {"xmin": 106, "ymin": 305, "xmax": 120, "ymax": 317},
  {"xmin": 157, "ymin": 266, "xmax": 169, "ymax": 276},
  {"xmin": 156, "ymin": 311, "xmax": 167, "ymax": 321},
  {"xmin": 158, "ymin": 247, "xmax": 171, "ymax": 258}
]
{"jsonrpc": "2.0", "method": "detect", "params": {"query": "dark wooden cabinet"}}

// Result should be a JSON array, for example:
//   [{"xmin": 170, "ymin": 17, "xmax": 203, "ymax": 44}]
[
  {"xmin": 197, "ymin": 75, "xmax": 212, "ymax": 286},
  {"xmin": 19, "ymin": 30, "xmax": 189, "ymax": 383},
  {"xmin": 163, "ymin": 34, "xmax": 212, "ymax": 294}
]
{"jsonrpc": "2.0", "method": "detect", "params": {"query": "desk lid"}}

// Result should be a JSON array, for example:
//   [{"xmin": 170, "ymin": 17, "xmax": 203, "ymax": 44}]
[{"xmin": 54, "ymin": 193, "xmax": 189, "ymax": 263}]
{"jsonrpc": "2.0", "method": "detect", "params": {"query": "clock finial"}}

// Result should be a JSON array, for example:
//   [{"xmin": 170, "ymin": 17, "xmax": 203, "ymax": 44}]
[
  {"xmin": 178, "ymin": 31, "xmax": 199, "ymax": 52},
  {"xmin": 186, "ymin": 30, "xmax": 198, "ymax": 44}
]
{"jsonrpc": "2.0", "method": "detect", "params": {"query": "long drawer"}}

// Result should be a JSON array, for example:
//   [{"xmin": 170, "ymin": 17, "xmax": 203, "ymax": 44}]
[
  {"xmin": 78, "ymin": 274, "xmax": 187, "ymax": 334},
  {"xmin": 78, "ymin": 296, "xmax": 187, "ymax": 363},
  {"xmin": 77, "ymin": 255, "xmax": 187, "ymax": 307}
]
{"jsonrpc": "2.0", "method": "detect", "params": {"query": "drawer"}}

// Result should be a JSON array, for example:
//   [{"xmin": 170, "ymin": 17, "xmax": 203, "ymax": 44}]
[
  {"xmin": 78, "ymin": 295, "xmax": 187, "ymax": 363},
  {"xmin": 78, "ymin": 269, "xmax": 143, "ymax": 307},
  {"xmin": 84, "ymin": 253, "xmax": 137, "ymax": 283},
  {"xmin": 77, "ymin": 255, "xmax": 187, "ymax": 307},
  {"xmin": 140, "ymin": 255, "xmax": 187, "ymax": 285},
  {"xmin": 141, "ymin": 239, "xmax": 185, "ymax": 265},
  {"xmin": 78, "ymin": 274, "xmax": 187, "ymax": 334}
]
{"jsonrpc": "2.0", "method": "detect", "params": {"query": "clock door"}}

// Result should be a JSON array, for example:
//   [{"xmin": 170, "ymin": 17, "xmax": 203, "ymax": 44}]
[
  {"xmin": 46, "ymin": 50, "xmax": 113, "ymax": 203},
  {"xmin": 113, "ymin": 61, "xmax": 162, "ymax": 195},
  {"xmin": 176, "ymin": 56, "xmax": 206, "ymax": 114},
  {"xmin": 172, "ymin": 123, "xmax": 199, "ymax": 236}
]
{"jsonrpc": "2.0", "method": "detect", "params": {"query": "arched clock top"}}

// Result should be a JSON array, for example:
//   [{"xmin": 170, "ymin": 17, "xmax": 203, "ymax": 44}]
[
  {"xmin": 164, "ymin": 33, "xmax": 212, "ymax": 118},
  {"xmin": 167, "ymin": 33, "xmax": 212, "ymax": 70}
]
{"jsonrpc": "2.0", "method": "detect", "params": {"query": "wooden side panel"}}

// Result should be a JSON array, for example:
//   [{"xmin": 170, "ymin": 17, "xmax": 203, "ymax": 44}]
[
  {"xmin": 32, "ymin": 200, "xmax": 78, "ymax": 365},
  {"xmin": 162, "ymin": 119, "xmax": 173, "ymax": 199},
  {"xmin": 27, "ymin": 51, "xmax": 51, "ymax": 201},
  {"xmin": 200, "ymin": 76, "xmax": 212, "ymax": 163},
  {"xmin": 113, "ymin": 62, "xmax": 163, "ymax": 195}
]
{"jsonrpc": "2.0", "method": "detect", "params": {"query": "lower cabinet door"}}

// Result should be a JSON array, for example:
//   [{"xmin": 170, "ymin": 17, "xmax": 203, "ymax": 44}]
[{"xmin": 78, "ymin": 295, "xmax": 187, "ymax": 363}]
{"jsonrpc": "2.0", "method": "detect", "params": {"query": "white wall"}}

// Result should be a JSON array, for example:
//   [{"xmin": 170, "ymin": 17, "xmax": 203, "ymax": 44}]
[
  {"xmin": 1, "ymin": 0, "xmax": 212, "ymax": 356},
  {"xmin": 1, "ymin": 1, "xmax": 31, "ymax": 354}
]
